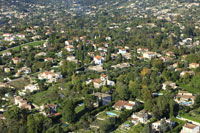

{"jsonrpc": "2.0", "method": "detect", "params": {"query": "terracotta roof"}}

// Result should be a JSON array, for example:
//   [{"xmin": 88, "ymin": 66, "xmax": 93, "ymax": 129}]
[
  {"xmin": 95, "ymin": 56, "xmax": 102, "ymax": 60},
  {"xmin": 184, "ymin": 123, "xmax": 198, "ymax": 129},
  {"xmin": 114, "ymin": 100, "xmax": 127, "ymax": 108},
  {"xmin": 93, "ymin": 79, "xmax": 103, "ymax": 84}
]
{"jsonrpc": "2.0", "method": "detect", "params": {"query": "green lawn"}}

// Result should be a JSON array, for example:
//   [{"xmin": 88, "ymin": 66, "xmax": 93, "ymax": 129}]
[
  {"xmin": 0, "ymin": 40, "xmax": 45, "ymax": 54},
  {"xmin": 181, "ymin": 111, "xmax": 200, "ymax": 123},
  {"xmin": 96, "ymin": 110, "xmax": 121, "ymax": 120},
  {"xmin": 8, "ymin": 78, "xmax": 30, "ymax": 89},
  {"xmin": 27, "ymin": 89, "xmax": 58, "ymax": 106},
  {"xmin": 75, "ymin": 103, "xmax": 85, "ymax": 114}
]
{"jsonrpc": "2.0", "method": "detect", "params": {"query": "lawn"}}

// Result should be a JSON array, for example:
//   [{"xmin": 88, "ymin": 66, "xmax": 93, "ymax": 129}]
[
  {"xmin": 96, "ymin": 110, "xmax": 121, "ymax": 120},
  {"xmin": 75, "ymin": 103, "xmax": 85, "ymax": 114},
  {"xmin": 114, "ymin": 121, "xmax": 134, "ymax": 133},
  {"xmin": 26, "ymin": 89, "xmax": 59, "ymax": 106},
  {"xmin": 8, "ymin": 78, "xmax": 30, "ymax": 89},
  {"xmin": 178, "ymin": 83, "xmax": 200, "ymax": 94},
  {"xmin": 0, "ymin": 40, "xmax": 45, "ymax": 54},
  {"xmin": 180, "ymin": 108, "xmax": 200, "ymax": 123}
]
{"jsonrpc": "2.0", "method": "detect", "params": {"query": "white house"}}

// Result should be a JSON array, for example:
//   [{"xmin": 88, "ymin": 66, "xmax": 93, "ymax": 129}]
[
  {"xmin": 65, "ymin": 45, "xmax": 74, "ymax": 52},
  {"xmin": 189, "ymin": 63, "xmax": 199, "ymax": 69},
  {"xmin": 2, "ymin": 51, "xmax": 12, "ymax": 57},
  {"xmin": 118, "ymin": 48, "xmax": 127, "ymax": 54},
  {"xmin": 181, "ymin": 123, "xmax": 200, "ymax": 133},
  {"xmin": 131, "ymin": 110, "xmax": 150, "ymax": 124},
  {"xmin": 65, "ymin": 40, "xmax": 73, "ymax": 45},
  {"xmin": 113, "ymin": 100, "xmax": 137, "ymax": 111},
  {"xmin": 152, "ymin": 119, "xmax": 175, "ymax": 132},
  {"xmin": 93, "ymin": 56, "xmax": 104, "ymax": 65},
  {"xmin": 162, "ymin": 81, "xmax": 177, "ymax": 90},
  {"xmin": 143, "ymin": 52, "xmax": 156, "ymax": 59},
  {"xmin": 24, "ymin": 84, "xmax": 39, "ymax": 92},
  {"xmin": 38, "ymin": 71, "xmax": 62, "ymax": 83},
  {"xmin": 174, "ymin": 91, "xmax": 195, "ymax": 106}
]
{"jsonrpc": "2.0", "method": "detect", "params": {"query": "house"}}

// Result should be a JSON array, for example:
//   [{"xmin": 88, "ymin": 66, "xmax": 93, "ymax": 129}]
[
  {"xmin": 67, "ymin": 56, "xmax": 78, "ymax": 63},
  {"xmin": 40, "ymin": 104, "xmax": 58, "ymax": 115},
  {"xmin": 180, "ymin": 123, "xmax": 200, "ymax": 133},
  {"xmin": 180, "ymin": 71, "xmax": 195, "ymax": 77},
  {"xmin": 93, "ymin": 74, "xmax": 115, "ymax": 88},
  {"xmin": 3, "ymin": 33, "xmax": 12, "ymax": 37},
  {"xmin": 87, "ymin": 65, "xmax": 104, "ymax": 72},
  {"xmin": 189, "ymin": 63, "xmax": 199, "ymax": 69},
  {"xmin": 131, "ymin": 110, "xmax": 150, "ymax": 124},
  {"xmin": 137, "ymin": 48, "xmax": 148, "ymax": 54},
  {"xmin": 14, "ymin": 96, "xmax": 32, "ymax": 110},
  {"xmin": 12, "ymin": 57, "xmax": 22, "ymax": 64},
  {"xmin": 2, "ymin": 51, "xmax": 12, "ymax": 57},
  {"xmin": 4, "ymin": 37, "xmax": 16, "ymax": 41},
  {"xmin": 93, "ymin": 79, "xmax": 105, "ymax": 88},
  {"xmin": 111, "ymin": 63, "xmax": 131, "ymax": 69},
  {"xmin": 35, "ymin": 52, "xmax": 46, "ymax": 57},
  {"xmin": 93, "ymin": 92, "xmax": 112, "ymax": 106},
  {"xmin": 174, "ymin": 91, "xmax": 195, "ymax": 106},
  {"xmin": 65, "ymin": 40, "xmax": 73, "ymax": 45},
  {"xmin": 65, "ymin": 45, "xmax": 74, "ymax": 52},
  {"xmin": 93, "ymin": 56, "xmax": 104, "ymax": 65},
  {"xmin": 17, "ymin": 67, "xmax": 31, "ymax": 74},
  {"xmin": 4, "ymin": 67, "xmax": 10, "ymax": 73},
  {"xmin": 105, "ymin": 36, "xmax": 111, "ymax": 41},
  {"xmin": 166, "ymin": 51, "xmax": 175, "ymax": 57},
  {"xmin": 24, "ymin": 84, "xmax": 39, "ymax": 92},
  {"xmin": 38, "ymin": 71, "xmax": 62, "ymax": 83},
  {"xmin": 118, "ymin": 48, "xmax": 127, "ymax": 54},
  {"xmin": 44, "ymin": 57, "xmax": 53, "ymax": 62},
  {"xmin": 143, "ymin": 52, "xmax": 156, "ymax": 60},
  {"xmin": 152, "ymin": 118, "xmax": 175, "ymax": 132},
  {"xmin": 113, "ymin": 100, "xmax": 137, "ymax": 110},
  {"xmin": 162, "ymin": 81, "xmax": 177, "ymax": 90},
  {"xmin": 122, "ymin": 53, "xmax": 131, "ymax": 60}
]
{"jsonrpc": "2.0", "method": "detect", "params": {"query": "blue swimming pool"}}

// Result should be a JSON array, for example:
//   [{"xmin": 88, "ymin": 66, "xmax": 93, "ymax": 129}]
[{"xmin": 106, "ymin": 112, "xmax": 117, "ymax": 116}]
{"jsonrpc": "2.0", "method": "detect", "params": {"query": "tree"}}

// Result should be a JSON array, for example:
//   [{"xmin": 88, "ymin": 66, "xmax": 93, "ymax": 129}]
[
  {"xmin": 84, "ymin": 95, "xmax": 96, "ymax": 110},
  {"xmin": 143, "ymin": 123, "xmax": 152, "ymax": 133},
  {"xmin": 160, "ymin": 119, "xmax": 170, "ymax": 133},
  {"xmin": 194, "ymin": 94, "xmax": 200, "ymax": 108},
  {"xmin": 62, "ymin": 100, "xmax": 76, "ymax": 123},
  {"xmin": 129, "ymin": 80, "xmax": 141, "ymax": 98},
  {"xmin": 142, "ymin": 88, "xmax": 152, "ymax": 102},
  {"xmin": 116, "ymin": 82, "xmax": 129, "ymax": 100}
]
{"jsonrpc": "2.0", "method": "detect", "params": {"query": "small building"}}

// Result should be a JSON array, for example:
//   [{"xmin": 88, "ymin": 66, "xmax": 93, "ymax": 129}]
[
  {"xmin": 162, "ymin": 81, "xmax": 177, "ymax": 90},
  {"xmin": 131, "ymin": 110, "xmax": 150, "ymax": 124},
  {"xmin": 44, "ymin": 57, "xmax": 53, "ymax": 62},
  {"xmin": 93, "ymin": 56, "xmax": 104, "ymax": 65},
  {"xmin": 143, "ymin": 52, "xmax": 156, "ymax": 60},
  {"xmin": 189, "ymin": 63, "xmax": 199, "ymax": 69},
  {"xmin": 18, "ymin": 67, "xmax": 31, "ymax": 74},
  {"xmin": 24, "ymin": 84, "xmax": 39, "ymax": 92},
  {"xmin": 12, "ymin": 57, "xmax": 22, "ymax": 64},
  {"xmin": 113, "ymin": 100, "xmax": 137, "ymax": 111},
  {"xmin": 2, "ymin": 51, "xmax": 12, "ymax": 57},
  {"xmin": 14, "ymin": 96, "xmax": 32, "ymax": 110},
  {"xmin": 38, "ymin": 71, "xmax": 62, "ymax": 83},
  {"xmin": 65, "ymin": 40, "xmax": 73, "ymax": 45},
  {"xmin": 152, "ymin": 118, "xmax": 175, "ymax": 132},
  {"xmin": 65, "ymin": 45, "xmax": 74, "ymax": 52},
  {"xmin": 4, "ymin": 67, "xmax": 10, "ymax": 73},
  {"xmin": 174, "ymin": 91, "xmax": 195, "ymax": 106},
  {"xmin": 180, "ymin": 123, "xmax": 200, "ymax": 133},
  {"xmin": 93, "ymin": 92, "xmax": 112, "ymax": 106},
  {"xmin": 93, "ymin": 79, "xmax": 105, "ymax": 89},
  {"xmin": 118, "ymin": 48, "xmax": 127, "ymax": 54}
]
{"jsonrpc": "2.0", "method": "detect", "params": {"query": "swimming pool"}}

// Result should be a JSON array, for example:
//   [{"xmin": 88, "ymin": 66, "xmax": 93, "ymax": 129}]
[{"xmin": 106, "ymin": 112, "xmax": 117, "ymax": 116}]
